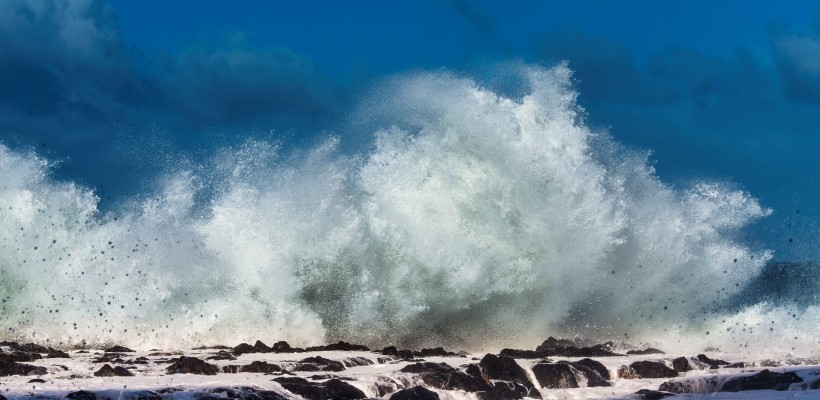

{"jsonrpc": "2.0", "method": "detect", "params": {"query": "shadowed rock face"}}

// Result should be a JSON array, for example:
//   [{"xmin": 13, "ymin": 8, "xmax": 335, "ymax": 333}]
[
  {"xmin": 389, "ymin": 386, "xmax": 440, "ymax": 400},
  {"xmin": 0, "ymin": 361, "xmax": 47, "ymax": 376},
  {"xmin": 399, "ymin": 362, "xmax": 492, "ymax": 393},
  {"xmin": 618, "ymin": 361, "xmax": 677, "ymax": 379},
  {"xmin": 534, "ymin": 337, "xmax": 621, "ymax": 357},
  {"xmin": 273, "ymin": 377, "xmax": 366, "ymax": 400},
  {"xmin": 719, "ymin": 369, "xmax": 803, "ymax": 392},
  {"xmin": 165, "ymin": 356, "xmax": 219, "ymax": 375},
  {"xmin": 94, "ymin": 364, "xmax": 133, "ymax": 377},
  {"xmin": 531, "ymin": 359, "xmax": 611, "ymax": 389},
  {"xmin": 478, "ymin": 354, "xmax": 540, "ymax": 398}
]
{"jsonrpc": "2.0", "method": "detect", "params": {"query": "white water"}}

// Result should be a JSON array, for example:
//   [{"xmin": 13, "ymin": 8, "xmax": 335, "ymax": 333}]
[{"xmin": 0, "ymin": 64, "xmax": 815, "ymax": 354}]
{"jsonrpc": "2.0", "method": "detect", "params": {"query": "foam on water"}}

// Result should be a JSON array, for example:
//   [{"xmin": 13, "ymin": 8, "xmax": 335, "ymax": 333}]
[{"xmin": 0, "ymin": 65, "xmax": 814, "ymax": 354}]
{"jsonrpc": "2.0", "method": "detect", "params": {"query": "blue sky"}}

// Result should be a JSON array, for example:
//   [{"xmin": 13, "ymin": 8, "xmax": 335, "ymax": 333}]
[{"xmin": 2, "ymin": 0, "xmax": 820, "ymax": 259}]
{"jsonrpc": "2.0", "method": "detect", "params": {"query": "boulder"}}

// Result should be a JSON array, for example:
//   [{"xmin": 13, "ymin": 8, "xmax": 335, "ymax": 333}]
[
  {"xmin": 720, "ymin": 369, "xmax": 803, "ymax": 392},
  {"xmin": 274, "ymin": 377, "xmax": 366, "ymax": 400},
  {"xmin": 671, "ymin": 357, "xmax": 691, "ymax": 372},
  {"xmin": 389, "ymin": 386, "xmax": 440, "ymax": 400},
  {"xmin": 478, "ymin": 354, "xmax": 539, "ymax": 397},
  {"xmin": 618, "ymin": 361, "xmax": 677, "ymax": 379},
  {"xmin": 558, "ymin": 359, "xmax": 610, "ymax": 386},
  {"xmin": 498, "ymin": 349, "xmax": 550, "ymax": 359},
  {"xmin": 531, "ymin": 363, "xmax": 578, "ymax": 389},
  {"xmin": 240, "ymin": 361, "xmax": 284, "ymax": 373},
  {"xmin": 0, "ymin": 361, "xmax": 47, "ymax": 376},
  {"xmin": 165, "ymin": 356, "xmax": 219, "ymax": 375},
  {"xmin": 399, "ymin": 362, "xmax": 491, "ymax": 393},
  {"xmin": 696, "ymin": 354, "xmax": 729, "ymax": 367},
  {"xmin": 293, "ymin": 356, "xmax": 345, "ymax": 372},
  {"xmin": 634, "ymin": 389, "xmax": 676, "ymax": 399},
  {"xmin": 104, "ymin": 345, "xmax": 135, "ymax": 353},
  {"xmin": 94, "ymin": 364, "xmax": 133, "ymax": 377},
  {"xmin": 232, "ymin": 343, "xmax": 258, "ymax": 355},
  {"xmin": 65, "ymin": 391, "xmax": 99, "ymax": 400},
  {"xmin": 627, "ymin": 348, "xmax": 665, "ymax": 355}
]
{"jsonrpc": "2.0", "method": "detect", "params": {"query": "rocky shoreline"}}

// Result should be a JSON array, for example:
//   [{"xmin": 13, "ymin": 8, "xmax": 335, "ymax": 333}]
[{"xmin": 0, "ymin": 338, "xmax": 818, "ymax": 399}]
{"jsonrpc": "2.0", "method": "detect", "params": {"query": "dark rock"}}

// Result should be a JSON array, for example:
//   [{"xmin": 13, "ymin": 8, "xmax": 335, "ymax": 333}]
[
  {"xmin": 118, "ymin": 390, "xmax": 162, "ymax": 400},
  {"xmin": 241, "ymin": 361, "xmax": 284, "ymax": 373},
  {"xmin": 399, "ymin": 362, "xmax": 491, "ymax": 393},
  {"xmin": 94, "ymin": 364, "xmax": 133, "ymax": 377},
  {"xmin": 627, "ymin": 348, "xmax": 665, "ymax": 355},
  {"xmin": 535, "ymin": 337, "xmax": 577, "ymax": 352},
  {"xmin": 45, "ymin": 350, "xmax": 70, "ymax": 358},
  {"xmin": 810, "ymin": 379, "xmax": 820, "ymax": 390},
  {"xmin": 233, "ymin": 343, "xmax": 258, "ymax": 355},
  {"xmin": 390, "ymin": 386, "xmax": 440, "ymax": 400},
  {"xmin": 499, "ymin": 349, "xmax": 549, "ymax": 359},
  {"xmin": 273, "ymin": 341, "xmax": 302, "ymax": 353},
  {"xmin": 305, "ymin": 341, "xmax": 370, "ymax": 352},
  {"xmin": 342, "ymin": 357, "xmax": 374, "ymax": 367},
  {"xmin": 414, "ymin": 347, "xmax": 457, "ymax": 357},
  {"xmin": 92, "ymin": 354, "xmax": 123, "ymax": 363},
  {"xmin": 618, "ymin": 361, "xmax": 677, "ymax": 379},
  {"xmin": 0, "ymin": 361, "xmax": 47, "ymax": 376},
  {"xmin": 274, "ymin": 377, "xmax": 366, "ymax": 400},
  {"xmin": 222, "ymin": 365, "xmax": 241, "ymax": 373},
  {"xmin": 128, "ymin": 357, "xmax": 149, "ymax": 365},
  {"xmin": 254, "ymin": 340, "xmax": 271, "ymax": 352},
  {"xmin": 478, "ymin": 354, "xmax": 539, "ymax": 397},
  {"xmin": 166, "ymin": 357, "xmax": 219, "ymax": 375},
  {"xmin": 634, "ymin": 389, "xmax": 676, "ymax": 399},
  {"xmin": 207, "ymin": 351, "xmax": 237, "ymax": 361},
  {"xmin": 720, "ymin": 369, "xmax": 803, "ymax": 392},
  {"xmin": 697, "ymin": 354, "xmax": 729, "ymax": 367},
  {"xmin": 203, "ymin": 387, "xmax": 288, "ymax": 400},
  {"xmin": 65, "ymin": 391, "xmax": 99, "ymax": 400},
  {"xmin": 531, "ymin": 363, "xmax": 578, "ymax": 389},
  {"xmin": 28, "ymin": 378, "xmax": 46, "ymax": 383},
  {"xmin": 672, "ymin": 357, "xmax": 691, "ymax": 373},
  {"xmin": 294, "ymin": 356, "xmax": 345, "ymax": 372},
  {"xmin": 104, "ymin": 345, "xmax": 134, "ymax": 353},
  {"xmin": 15, "ymin": 343, "xmax": 50, "ymax": 353},
  {"xmin": 573, "ymin": 358, "xmax": 611, "ymax": 381},
  {"xmin": 464, "ymin": 363, "xmax": 482, "ymax": 378},
  {"xmin": 558, "ymin": 359, "xmax": 610, "ymax": 386},
  {"xmin": 0, "ymin": 351, "xmax": 42, "ymax": 362},
  {"xmin": 725, "ymin": 362, "xmax": 745, "ymax": 368},
  {"xmin": 383, "ymin": 346, "xmax": 415, "ymax": 359},
  {"xmin": 534, "ymin": 337, "xmax": 621, "ymax": 357}
]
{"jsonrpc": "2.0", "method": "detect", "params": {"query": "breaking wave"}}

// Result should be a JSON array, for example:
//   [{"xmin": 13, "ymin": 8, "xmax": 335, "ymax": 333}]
[{"xmin": 0, "ymin": 64, "xmax": 814, "ymax": 355}]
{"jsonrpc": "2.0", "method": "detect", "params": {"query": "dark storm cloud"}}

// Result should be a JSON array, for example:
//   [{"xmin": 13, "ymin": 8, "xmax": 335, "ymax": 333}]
[
  {"xmin": 0, "ymin": 0, "xmax": 338, "ymax": 199},
  {"xmin": 0, "ymin": 0, "xmax": 336, "ymax": 155}
]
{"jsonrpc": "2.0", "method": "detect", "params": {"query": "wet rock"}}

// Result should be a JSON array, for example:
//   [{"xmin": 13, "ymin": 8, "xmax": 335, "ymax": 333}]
[
  {"xmin": 399, "ymin": 362, "xmax": 491, "ymax": 393},
  {"xmin": 389, "ymin": 386, "xmax": 440, "ymax": 400},
  {"xmin": 273, "ymin": 341, "xmax": 303, "ymax": 353},
  {"xmin": 810, "ymin": 379, "xmax": 820, "ymax": 390},
  {"xmin": 241, "ymin": 361, "xmax": 284, "ymax": 373},
  {"xmin": 627, "ymin": 348, "xmax": 665, "ymax": 355},
  {"xmin": 14, "ymin": 343, "xmax": 50, "ymax": 353},
  {"xmin": 0, "ymin": 361, "xmax": 47, "ymax": 376},
  {"xmin": 104, "ymin": 345, "xmax": 134, "ymax": 353},
  {"xmin": 92, "ymin": 354, "xmax": 124, "ymax": 363},
  {"xmin": 342, "ymin": 357, "xmax": 374, "ymax": 367},
  {"xmin": 696, "ymin": 354, "xmax": 729, "ymax": 367},
  {"xmin": 118, "ymin": 391, "xmax": 162, "ymax": 400},
  {"xmin": 374, "ymin": 376, "xmax": 405, "ymax": 396},
  {"xmin": 0, "ymin": 351, "xmax": 42, "ymax": 362},
  {"xmin": 273, "ymin": 377, "xmax": 366, "ymax": 400},
  {"xmin": 415, "ymin": 347, "xmax": 457, "ymax": 357},
  {"xmin": 306, "ymin": 341, "xmax": 370, "ymax": 352},
  {"xmin": 207, "ymin": 351, "xmax": 237, "ymax": 361},
  {"xmin": 166, "ymin": 356, "xmax": 219, "ymax": 375},
  {"xmin": 671, "ymin": 357, "xmax": 691, "ymax": 372},
  {"xmin": 618, "ymin": 361, "xmax": 677, "ymax": 379},
  {"xmin": 725, "ymin": 362, "xmax": 746, "ymax": 368},
  {"xmin": 558, "ymin": 359, "xmax": 610, "ymax": 386},
  {"xmin": 254, "ymin": 340, "xmax": 271, "ymax": 352},
  {"xmin": 535, "ymin": 337, "xmax": 621, "ymax": 357},
  {"xmin": 45, "ymin": 350, "xmax": 70, "ymax": 358},
  {"xmin": 498, "ymin": 349, "xmax": 549, "ymax": 359},
  {"xmin": 65, "ymin": 391, "xmax": 99, "ymax": 400},
  {"xmin": 478, "ymin": 354, "xmax": 539, "ymax": 397},
  {"xmin": 233, "ymin": 343, "xmax": 259, "ymax": 355},
  {"xmin": 203, "ymin": 387, "xmax": 287, "ymax": 400},
  {"xmin": 94, "ymin": 364, "xmax": 133, "ymax": 377},
  {"xmin": 531, "ymin": 363, "xmax": 578, "ymax": 389},
  {"xmin": 634, "ymin": 389, "xmax": 676, "ymax": 399},
  {"xmin": 382, "ymin": 346, "xmax": 415, "ymax": 359},
  {"xmin": 28, "ymin": 378, "xmax": 46, "ymax": 383},
  {"xmin": 720, "ymin": 369, "xmax": 803, "ymax": 392},
  {"xmin": 292, "ymin": 356, "xmax": 346, "ymax": 372}
]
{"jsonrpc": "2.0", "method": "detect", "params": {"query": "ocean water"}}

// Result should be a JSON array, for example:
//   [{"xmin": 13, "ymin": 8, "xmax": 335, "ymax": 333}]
[{"xmin": 0, "ymin": 65, "xmax": 816, "ymax": 355}]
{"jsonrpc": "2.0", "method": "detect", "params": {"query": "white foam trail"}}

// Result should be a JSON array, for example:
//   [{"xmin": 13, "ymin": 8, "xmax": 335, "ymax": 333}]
[{"xmin": 1, "ymin": 64, "xmax": 800, "ymax": 353}]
